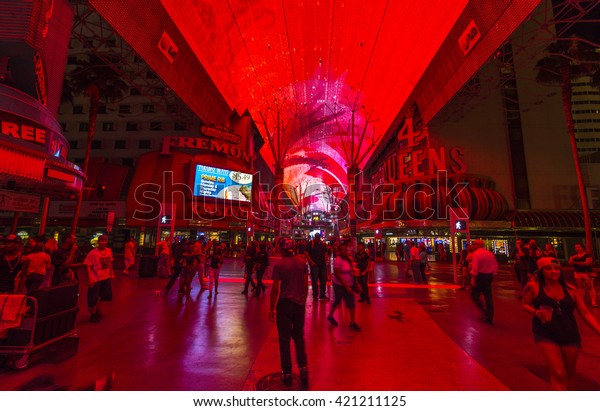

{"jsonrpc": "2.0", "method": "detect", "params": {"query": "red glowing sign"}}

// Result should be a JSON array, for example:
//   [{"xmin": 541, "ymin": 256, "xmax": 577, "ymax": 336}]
[
  {"xmin": 459, "ymin": 20, "xmax": 481, "ymax": 55},
  {"xmin": 386, "ymin": 118, "xmax": 466, "ymax": 182},
  {"xmin": 158, "ymin": 31, "xmax": 178, "ymax": 63},
  {"xmin": 1, "ymin": 110, "xmax": 69, "ymax": 160},
  {"xmin": 1, "ymin": 118, "xmax": 47, "ymax": 144},
  {"xmin": 33, "ymin": 52, "xmax": 48, "ymax": 106}
]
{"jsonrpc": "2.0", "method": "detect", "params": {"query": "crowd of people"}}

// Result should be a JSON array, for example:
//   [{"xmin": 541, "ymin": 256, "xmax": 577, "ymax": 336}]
[
  {"xmin": 158, "ymin": 236, "xmax": 225, "ymax": 302},
  {"xmin": 0, "ymin": 233, "xmax": 81, "ymax": 295},
  {"xmin": 2, "ymin": 231, "xmax": 599, "ymax": 390}
]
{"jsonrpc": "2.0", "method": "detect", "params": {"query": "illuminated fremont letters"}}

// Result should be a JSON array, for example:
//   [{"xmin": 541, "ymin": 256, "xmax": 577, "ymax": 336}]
[{"xmin": 160, "ymin": 135, "xmax": 252, "ymax": 164}]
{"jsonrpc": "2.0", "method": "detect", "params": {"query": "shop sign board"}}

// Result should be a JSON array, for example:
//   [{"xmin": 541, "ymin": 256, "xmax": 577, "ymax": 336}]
[
  {"xmin": 0, "ymin": 189, "xmax": 40, "ymax": 213},
  {"xmin": 459, "ymin": 20, "xmax": 481, "ymax": 55},
  {"xmin": 49, "ymin": 201, "xmax": 126, "ymax": 218},
  {"xmin": 106, "ymin": 211, "xmax": 116, "ymax": 233}
]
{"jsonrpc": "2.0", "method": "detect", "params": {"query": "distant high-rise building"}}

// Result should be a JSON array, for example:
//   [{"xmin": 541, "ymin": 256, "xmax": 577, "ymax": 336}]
[{"xmin": 59, "ymin": 2, "xmax": 203, "ymax": 169}]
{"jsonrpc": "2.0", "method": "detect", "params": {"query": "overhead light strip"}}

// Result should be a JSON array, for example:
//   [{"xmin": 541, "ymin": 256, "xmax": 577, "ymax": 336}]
[
  {"xmin": 355, "ymin": 0, "xmax": 390, "ymax": 106},
  {"xmin": 225, "ymin": 0, "xmax": 268, "ymax": 104}
]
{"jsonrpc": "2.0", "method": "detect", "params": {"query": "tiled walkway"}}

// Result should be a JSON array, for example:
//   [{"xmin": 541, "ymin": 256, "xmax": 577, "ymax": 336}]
[{"xmin": 1, "ymin": 257, "xmax": 599, "ymax": 391}]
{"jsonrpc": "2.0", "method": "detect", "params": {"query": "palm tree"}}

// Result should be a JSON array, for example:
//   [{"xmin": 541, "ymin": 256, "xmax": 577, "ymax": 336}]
[
  {"xmin": 66, "ymin": 54, "xmax": 129, "ymax": 233},
  {"xmin": 535, "ymin": 37, "xmax": 600, "ymax": 256}
]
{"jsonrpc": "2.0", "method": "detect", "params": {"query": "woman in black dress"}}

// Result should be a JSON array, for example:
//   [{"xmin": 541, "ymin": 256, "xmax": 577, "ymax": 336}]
[{"xmin": 522, "ymin": 257, "xmax": 600, "ymax": 390}]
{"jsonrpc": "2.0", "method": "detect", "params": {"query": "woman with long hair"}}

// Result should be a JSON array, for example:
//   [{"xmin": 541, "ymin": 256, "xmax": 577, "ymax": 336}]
[
  {"xmin": 522, "ymin": 257, "xmax": 600, "ymax": 390},
  {"xmin": 327, "ymin": 243, "xmax": 361, "ymax": 332}
]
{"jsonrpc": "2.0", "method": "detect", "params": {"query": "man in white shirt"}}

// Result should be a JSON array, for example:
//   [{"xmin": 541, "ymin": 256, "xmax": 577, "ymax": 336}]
[
  {"xmin": 469, "ymin": 239, "xmax": 498, "ymax": 324},
  {"xmin": 84, "ymin": 235, "xmax": 115, "ymax": 323}
]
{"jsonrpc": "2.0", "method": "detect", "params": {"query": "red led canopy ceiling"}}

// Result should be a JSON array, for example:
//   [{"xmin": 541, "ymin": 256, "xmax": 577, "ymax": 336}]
[
  {"xmin": 90, "ymin": 0, "xmax": 540, "ymax": 208},
  {"xmin": 159, "ymin": 0, "xmax": 469, "ymax": 188}
]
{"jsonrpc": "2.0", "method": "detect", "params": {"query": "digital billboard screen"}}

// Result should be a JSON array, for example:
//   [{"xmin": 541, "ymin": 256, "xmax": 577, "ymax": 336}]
[{"xmin": 192, "ymin": 164, "xmax": 252, "ymax": 202}]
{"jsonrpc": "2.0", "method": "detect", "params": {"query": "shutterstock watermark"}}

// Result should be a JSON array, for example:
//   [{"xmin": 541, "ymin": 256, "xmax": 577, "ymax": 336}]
[{"xmin": 130, "ymin": 170, "xmax": 469, "ymax": 223}]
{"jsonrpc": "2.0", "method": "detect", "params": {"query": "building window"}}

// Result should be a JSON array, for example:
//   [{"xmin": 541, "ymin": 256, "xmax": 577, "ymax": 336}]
[
  {"xmin": 142, "ymin": 104, "xmax": 155, "ymax": 113},
  {"xmin": 126, "ymin": 122, "xmax": 138, "ymax": 131},
  {"xmin": 139, "ymin": 140, "xmax": 151, "ymax": 149},
  {"xmin": 79, "ymin": 122, "xmax": 89, "ymax": 132},
  {"xmin": 97, "ymin": 105, "xmax": 107, "ymax": 114},
  {"xmin": 122, "ymin": 158, "xmax": 134, "ymax": 166},
  {"xmin": 67, "ymin": 56, "xmax": 77, "ymax": 65},
  {"xmin": 114, "ymin": 140, "xmax": 126, "ymax": 149},
  {"xmin": 59, "ymin": 123, "xmax": 67, "ymax": 132},
  {"xmin": 150, "ymin": 122, "xmax": 162, "ymax": 131},
  {"xmin": 153, "ymin": 88, "xmax": 165, "ymax": 96},
  {"xmin": 102, "ymin": 122, "xmax": 115, "ymax": 132},
  {"xmin": 106, "ymin": 38, "xmax": 117, "ymax": 47},
  {"xmin": 91, "ymin": 140, "xmax": 102, "ymax": 149},
  {"xmin": 174, "ymin": 122, "xmax": 187, "ymax": 131},
  {"xmin": 74, "ymin": 158, "xmax": 84, "ymax": 166},
  {"xmin": 146, "ymin": 71, "xmax": 158, "ymax": 79},
  {"xmin": 167, "ymin": 104, "xmax": 178, "ymax": 114},
  {"xmin": 119, "ymin": 104, "xmax": 131, "ymax": 114},
  {"xmin": 68, "ymin": 140, "xmax": 78, "ymax": 149},
  {"xmin": 133, "ymin": 55, "xmax": 143, "ymax": 63},
  {"xmin": 130, "ymin": 87, "xmax": 141, "ymax": 96},
  {"xmin": 73, "ymin": 105, "xmax": 84, "ymax": 114}
]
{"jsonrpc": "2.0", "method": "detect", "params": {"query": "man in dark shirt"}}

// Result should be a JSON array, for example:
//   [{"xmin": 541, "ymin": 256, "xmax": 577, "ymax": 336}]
[
  {"xmin": 0, "ymin": 235, "xmax": 22, "ymax": 293},
  {"xmin": 304, "ymin": 233, "xmax": 329, "ymax": 301},
  {"xmin": 51, "ymin": 233, "xmax": 79, "ymax": 286},
  {"xmin": 164, "ymin": 238, "xmax": 187, "ymax": 295},
  {"xmin": 354, "ymin": 243, "xmax": 371, "ymax": 304},
  {"xmin": 269, "ymin": 238, "xmax": 309, "ymax": 389}
]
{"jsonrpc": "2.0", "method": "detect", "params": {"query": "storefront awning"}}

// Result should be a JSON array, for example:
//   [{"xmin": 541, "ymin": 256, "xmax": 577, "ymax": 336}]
[{"xmin": 506, "ymin": 210, "xmax": 600, "ymax": 229}]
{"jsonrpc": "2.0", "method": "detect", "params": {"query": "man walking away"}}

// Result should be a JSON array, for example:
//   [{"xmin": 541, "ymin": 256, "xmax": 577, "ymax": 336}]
[
  {"xmin": 269, "ymin": 238, "xmax": 310, "ymax": 390},
  {"xmin": 164, "ymin": 238, "xmax": 187, "ymax": 295},
  {"xmin": 470, "ymin": 239, "xmax": 498, "ymax": 324},
  {"xmin": 305, "ymin": 233, "xmax": 329, "ymax": 301}
]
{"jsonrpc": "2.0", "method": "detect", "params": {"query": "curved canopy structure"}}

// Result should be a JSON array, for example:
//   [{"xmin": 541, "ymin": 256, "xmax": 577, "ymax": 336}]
[
  {"xmin": 89, "ymin": 0, "xmax": 542, "ymax": 205},
  {"xmin": 159, "ymin": 0, "xmax": 469, "ymax": 187}
]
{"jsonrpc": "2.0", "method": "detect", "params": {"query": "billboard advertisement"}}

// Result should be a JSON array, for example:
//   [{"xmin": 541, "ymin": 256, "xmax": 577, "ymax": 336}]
[{"xmin": 192, "ymin": 164, "xmax": 252, "ymax": 202}]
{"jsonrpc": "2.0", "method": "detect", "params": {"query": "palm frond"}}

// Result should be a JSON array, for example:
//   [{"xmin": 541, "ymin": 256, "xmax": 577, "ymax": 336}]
[{"xmin": 66, "ymin": 54, "xmax": 129, "ymax": 103}]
